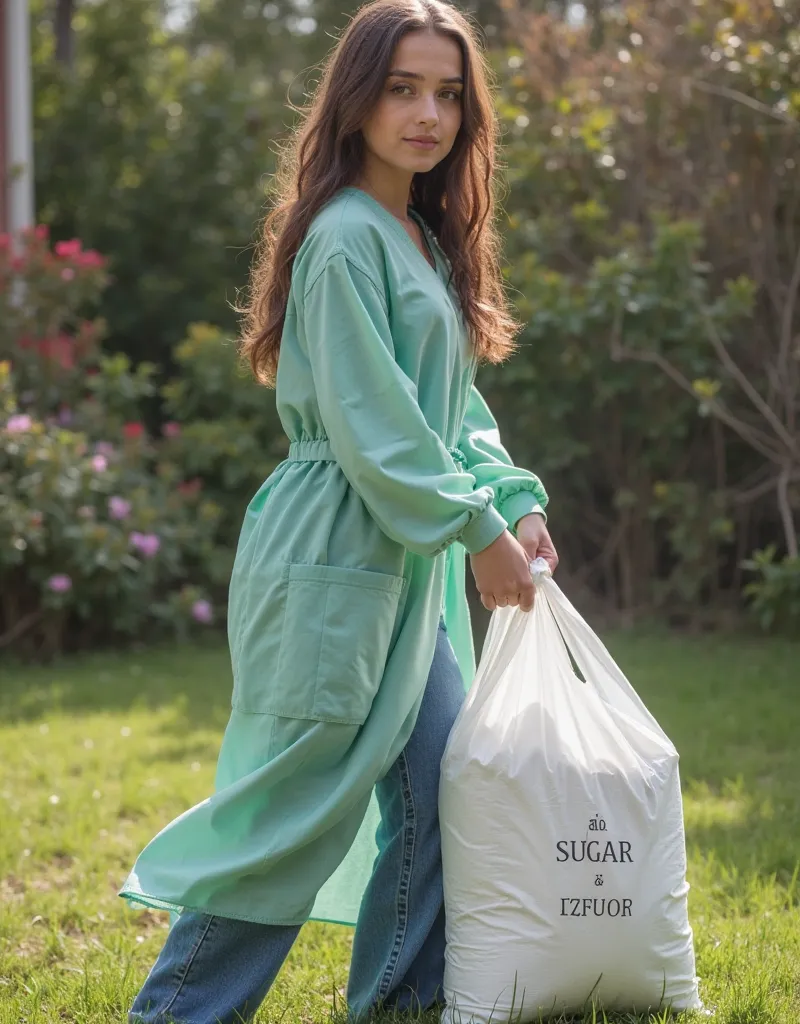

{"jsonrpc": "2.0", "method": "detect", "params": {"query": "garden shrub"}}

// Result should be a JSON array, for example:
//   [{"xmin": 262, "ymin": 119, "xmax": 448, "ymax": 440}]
[
  {"xmin": 742, "ymin": 546, "xmax": 800, "ymax": 635},
  {"xmin": 160, "ymin": 321, "xmax": 287, "ymax": 559},
  {"xmin": 0, "ymin": 231, "xmax": 221, "ymax": 659}
]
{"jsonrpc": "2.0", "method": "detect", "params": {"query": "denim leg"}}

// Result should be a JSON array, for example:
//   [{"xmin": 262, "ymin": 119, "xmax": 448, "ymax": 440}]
[
  {"xmin": 129, "ymin": 909, "xmax": 301, "ymax": 1024},
  {"xmin": 346, "ymin": 617, "xmax": 465, "ymax": 1020}
]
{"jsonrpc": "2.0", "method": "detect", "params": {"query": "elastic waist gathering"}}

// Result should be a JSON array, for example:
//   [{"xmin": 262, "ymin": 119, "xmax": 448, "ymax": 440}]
[
  {"xmin": 286, "ymin": 437, "xmax": 468, "ymax": 471},
  {"xmin": 287, "ymin": 438, "xmax": 337, "ymax": 462}
]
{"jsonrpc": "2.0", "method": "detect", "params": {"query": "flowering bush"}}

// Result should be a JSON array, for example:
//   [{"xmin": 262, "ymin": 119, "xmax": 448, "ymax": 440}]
[
  {"xmin": 0, "ymin": 227, "xmax": 108, "ymax": 417},
  {"xmin": 0, "ymin": 231, "xmax": 225, "ymax": 659},
  {"xmin": 160, "ymin": 322, "xmax": 288, "ymax": 556},
  {"xmin": 0, "ymin": 360, "xmax": 222, "ymax": 657}
]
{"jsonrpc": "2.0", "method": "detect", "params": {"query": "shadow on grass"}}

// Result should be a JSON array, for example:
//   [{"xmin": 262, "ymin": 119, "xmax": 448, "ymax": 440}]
[
  {"xmin": 0, "ymin": 633, "xmax": 234, "ymax": 731},
  {"xmin": 604, "ymin": 630, "xmax": 800, "ymax": 892},
  {"xmin": 2, "ymin": 626, "xmax": 798, "ymax": 890}
]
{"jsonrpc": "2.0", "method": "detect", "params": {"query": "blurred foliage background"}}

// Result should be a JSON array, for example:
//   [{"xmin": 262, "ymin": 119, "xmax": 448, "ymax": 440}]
[{"xmin": 2, "ymin": 0, "xmax": 799, "ymax": 657}]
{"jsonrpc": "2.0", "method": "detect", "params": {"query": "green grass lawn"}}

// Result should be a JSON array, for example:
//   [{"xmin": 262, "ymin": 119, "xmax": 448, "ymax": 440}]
[{"xmin": 1, "ymin": 629, "xmax": 798, "ymax": 1023}]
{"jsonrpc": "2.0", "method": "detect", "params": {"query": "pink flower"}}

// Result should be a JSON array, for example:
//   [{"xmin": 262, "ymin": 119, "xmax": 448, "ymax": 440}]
[
  {"xmin": 129, "ymin": 531, "xmax": 161, "ymax": 558},
  {"xmin": 47, "ymin": 574, "xmax": 72, "ymax": 593},
  {"xmin": 192, "ymin": 599, "xmax": 213, "ymax": 624},
  {"xmin": 108, "ymin": 496, "xmax": 131, "ymax": 520},
  {"xmin": 91, "ymin": 454, "xmax": 108, "ymax": 472},
  {"xmin": 95, "ymin": 441, "xmax": 115, "ymax": 457},
  {"xmin": 78, "ymin": 505, "xmax": 94, "ymax": 519},
  {"xmin": 6, "ymin": 414, "xmax": 32, "ymax": 432},
  {"xmin": 123, "ymin": 421, "xmax": 145, "ymax": 440},
  {"xmin": 34, "ymin": 225, "xmax": 49, "ymax": 241},
  {"xmin": 162, "ymin": 421, "xmax": 181, "ymax": 438},
  {"xmin": 37, "ymin": 335, "xmax": 74, "ymax": 369},
  {"xmin": 54, "ymin": 239, "xmax": 82, "ymax": 259},
  {"xmin": 77, "ymin": 250, "xmax": 105, "ymax": 268},
  {"xmin": 61, "ymin": 267, "xmax": 75, "ymax": 281},
  {"xmin": 0, "ymin": 234, "xmax": 10, "ymax": 250}
]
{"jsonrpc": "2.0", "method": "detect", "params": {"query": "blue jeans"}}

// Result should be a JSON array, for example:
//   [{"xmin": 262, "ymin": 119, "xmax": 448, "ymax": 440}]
[{"xmin": 129, "ymin": 616, "xmax": 464, "ymax": 1023}]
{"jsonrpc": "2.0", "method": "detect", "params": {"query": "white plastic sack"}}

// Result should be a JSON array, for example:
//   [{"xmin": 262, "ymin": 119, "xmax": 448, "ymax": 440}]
[{"xmin": 440, "ymin": 559, "xmax": 702, "ymax": 1022}]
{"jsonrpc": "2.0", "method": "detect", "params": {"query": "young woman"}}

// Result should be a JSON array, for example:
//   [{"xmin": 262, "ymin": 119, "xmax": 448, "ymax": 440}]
[{"xmin": 121, "ymin": 0, "xmax": 557, "ymax": 1020}]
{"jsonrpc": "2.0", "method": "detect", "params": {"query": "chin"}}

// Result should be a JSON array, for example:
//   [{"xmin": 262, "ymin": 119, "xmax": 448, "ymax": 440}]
[{"xmin": 398, "ymin": 152, "xmax": 440, "ymax": 169}]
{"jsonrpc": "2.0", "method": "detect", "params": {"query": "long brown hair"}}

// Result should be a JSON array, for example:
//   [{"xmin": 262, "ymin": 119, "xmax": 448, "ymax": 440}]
[{"xmin": 239, "ymin": 0, "xmax": 522, "ymax": 388}]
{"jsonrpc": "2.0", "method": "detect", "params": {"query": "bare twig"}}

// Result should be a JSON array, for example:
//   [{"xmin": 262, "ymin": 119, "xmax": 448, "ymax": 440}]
[
  {"xmin": 0, "ymin": 610, "xmax": 42, "ymax": 649},
  {"xmin": 702, "ymin": 312, "xmax": 797, "ymax": 456},
  {"xmin": 778, "ymin": 241, "xmax": 800, "ymax": 430},
  {"xmin": 786, "ymin": 177, "xmax": 800, "ymax": 276},
  {"xmin": 611, "ymin": 334, "xmax": 782, "ymax": 462},
  {"xmin": 777, "ymin": 466, "xmax": 799, "ymax": 558},
  {"xmin": 572, "ymin": 519, "xmax": 625, "ymax": 586},
  {"xmin": 690, "ymin": 78, "xmax": 800, "ymax": 128},
  {"xmin": 712, "ymin": 417, "xmax": 727, "ymax": 491},
  {"xmin": 733, "ymin": 469, "xmax": 800, "ymax": 506}
]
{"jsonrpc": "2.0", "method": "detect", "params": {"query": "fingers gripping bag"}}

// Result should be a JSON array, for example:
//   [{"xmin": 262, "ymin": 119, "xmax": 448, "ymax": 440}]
[{"xmin": 439, "ymin": 559, "xmax": 702, "ymax": 1022}]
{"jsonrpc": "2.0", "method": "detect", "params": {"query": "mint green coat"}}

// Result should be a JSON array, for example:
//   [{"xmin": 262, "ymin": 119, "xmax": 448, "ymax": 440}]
[{"xmin": 120, "ymin": 187, "xmax": 548, "ymax": 927}]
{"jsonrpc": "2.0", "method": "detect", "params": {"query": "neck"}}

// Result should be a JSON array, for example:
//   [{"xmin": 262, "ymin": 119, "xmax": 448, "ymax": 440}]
[{"xmin": 352, "ymin": 164, "xmax": 414, "ymax": 222}]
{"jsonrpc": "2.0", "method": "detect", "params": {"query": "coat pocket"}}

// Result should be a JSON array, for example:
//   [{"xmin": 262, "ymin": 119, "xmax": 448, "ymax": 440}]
[{"xmin": 265, "ymin": 562, "xmax": 405, "ymax": 724}]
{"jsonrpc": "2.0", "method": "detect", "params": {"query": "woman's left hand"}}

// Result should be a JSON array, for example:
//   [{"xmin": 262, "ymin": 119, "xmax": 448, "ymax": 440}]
[{"xmin": 515, "ymin": 513, "xmax": 559, "ymax": 574}]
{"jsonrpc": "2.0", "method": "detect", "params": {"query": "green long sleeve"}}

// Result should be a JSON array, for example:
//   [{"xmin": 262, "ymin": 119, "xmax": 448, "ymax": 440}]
[
  {"xmin": 457, "ymin": 384, "xmax": 549, "ymax": 534},
  {"xmin": 300, "ymin": 252, "xmax": 509, "ymax": 558}
]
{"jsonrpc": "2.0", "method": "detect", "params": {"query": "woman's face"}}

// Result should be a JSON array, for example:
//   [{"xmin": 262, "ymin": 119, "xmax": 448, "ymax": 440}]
[{"xmin": 360, "ymin": 30, "xmax": 464, "ymax": 180}]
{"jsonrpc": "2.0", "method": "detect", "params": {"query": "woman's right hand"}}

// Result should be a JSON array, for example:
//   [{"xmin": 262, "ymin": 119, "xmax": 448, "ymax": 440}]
[{"xmin": 469, "ymin": 530, "xmax": 536, "ymax": 613}]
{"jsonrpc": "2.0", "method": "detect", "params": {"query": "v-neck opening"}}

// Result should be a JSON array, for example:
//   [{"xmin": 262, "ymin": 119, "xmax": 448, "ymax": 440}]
[
  {"xmin": 337, "ymin": 186, "xmax": 475, "ymax": 387},
  {"xmin": 339, "ymin": 186, "xmax": 443, "ymax": 282},
  {"xmin": 413, "ymin": 217, "xmax": 437, "ymax": 271}
]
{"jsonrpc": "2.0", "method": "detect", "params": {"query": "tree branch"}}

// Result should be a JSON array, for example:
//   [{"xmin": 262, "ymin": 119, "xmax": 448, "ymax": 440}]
[
  {"xmin": 610, "ymin": 334, "xmax": 783, "ymax": 462},
  {"xmin": 777, "ymin": 466, "xmax": 799, "ymax": 558},
  {"xmin": 55, "ymin": 0, "xmax": 75, "ymax": 68},
  {"xmin": 0, "ymin": 610, "xmax": 42, "ymax": 649},
  {"xmin": 778, "ymin": 240, "xmax": 800, "ymax": 430},
  {"xmin": 690, "ymin": 78, "xmax": 800, "ymax": 127},
  {"xmin": 702, "ymin": 312, "xmax": 797, "ymax": 456},
  {"xmin": 733, "ymin": 469, "xmax": 800, "ymax": 506}
]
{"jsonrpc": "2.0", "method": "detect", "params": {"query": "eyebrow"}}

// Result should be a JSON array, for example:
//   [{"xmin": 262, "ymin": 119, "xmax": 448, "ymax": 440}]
[{"xmin": 387, "ymin": 69, "xmax": 464, "ymax": 84}]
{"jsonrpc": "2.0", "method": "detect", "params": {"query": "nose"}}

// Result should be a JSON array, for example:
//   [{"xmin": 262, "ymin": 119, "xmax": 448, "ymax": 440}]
[{"xmin": 415, "ymin": 90, "xmax": 440, "ymax": 123}]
